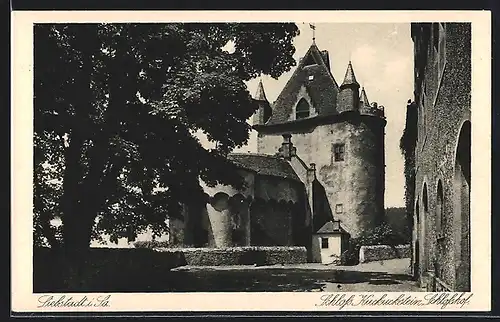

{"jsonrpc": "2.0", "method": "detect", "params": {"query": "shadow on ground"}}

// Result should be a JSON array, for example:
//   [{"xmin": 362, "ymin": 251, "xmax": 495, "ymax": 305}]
[
  {"xmin": 35, "ymin": 267, "xmax": 416, "ymax": 293},
  {"xmin": 155, "ymin": 269, "xmax": 415, "ymax": 292}
]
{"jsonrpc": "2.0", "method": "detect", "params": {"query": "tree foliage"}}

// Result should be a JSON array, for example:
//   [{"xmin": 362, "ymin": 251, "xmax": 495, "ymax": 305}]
[
  {"xmin": 399, "ymin": 101, "xmax": 418, "ymax": 252},
  {"xmin": 34, "ymin": 23, "xmax": 299, "ymax": 250}
]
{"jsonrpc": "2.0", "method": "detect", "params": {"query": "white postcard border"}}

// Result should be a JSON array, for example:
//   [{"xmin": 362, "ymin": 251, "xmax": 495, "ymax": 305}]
[{"xmin": 11, "ymin": 10, "xmax": 492, "ymax": 312}]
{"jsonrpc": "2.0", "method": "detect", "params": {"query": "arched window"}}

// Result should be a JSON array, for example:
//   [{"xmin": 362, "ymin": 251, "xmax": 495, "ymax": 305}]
[
  {"xmin": 422, "ymin": 183, "xmax": 429, "ymax": 271},
  {"xmin": 436, "ymin": 180, "xmax": 444, "ymax": 236},
  {"xmin": 423, "ymin": 183, "xmax": 429, "ymax": 213},
  {"xmin": 295, "ymin": 98, "xmax": 310, "ymax": 119}
]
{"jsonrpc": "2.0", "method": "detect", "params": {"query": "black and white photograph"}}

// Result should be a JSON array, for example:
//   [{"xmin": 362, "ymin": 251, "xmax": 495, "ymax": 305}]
[{"xmin": 11, "ymin": 10, "xmax": 491, "ymax": 313}]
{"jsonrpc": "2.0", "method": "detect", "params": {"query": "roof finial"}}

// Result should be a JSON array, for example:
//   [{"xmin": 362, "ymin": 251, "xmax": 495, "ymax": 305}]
[{"xmin": 309, "ymin": 23, "xmax": 316, "ymax": 44}]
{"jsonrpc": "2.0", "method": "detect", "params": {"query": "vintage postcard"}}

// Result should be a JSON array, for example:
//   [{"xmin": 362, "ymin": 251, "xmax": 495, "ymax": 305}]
[{"xmin": 11, "ymin": 10, "xmax": 491, "ymax": 313}]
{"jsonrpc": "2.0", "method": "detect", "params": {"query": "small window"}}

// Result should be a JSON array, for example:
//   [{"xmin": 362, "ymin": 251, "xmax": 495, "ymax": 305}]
[
  {"xmin": 295, "ymin": 98, "xmax": 310, "ymax": 119},
  {"xmin": 308, "ymin": 75, "xmax": 314, "ymax": 81},
  {"xmin": 321, "ymin": 238, "xmax": 329, "ymax": 249},
  {"xmin": 333, "ymin": 144, "xmax": 345, "ymax": 162},
  {"xmin": 335, "ymin": 204, "xmax": 343, "ymax": 214}
]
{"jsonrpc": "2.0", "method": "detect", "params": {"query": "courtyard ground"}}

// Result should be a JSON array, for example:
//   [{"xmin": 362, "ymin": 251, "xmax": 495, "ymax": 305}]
[{"xmin": 165, "ymin": 258, "xmax": 421, "ymax": 292}]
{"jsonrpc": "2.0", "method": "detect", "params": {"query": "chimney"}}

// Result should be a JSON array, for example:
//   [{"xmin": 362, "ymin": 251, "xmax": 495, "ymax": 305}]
[{"xmin": 278, "ymin": 133, "xmax": 296, "ymax": 160}]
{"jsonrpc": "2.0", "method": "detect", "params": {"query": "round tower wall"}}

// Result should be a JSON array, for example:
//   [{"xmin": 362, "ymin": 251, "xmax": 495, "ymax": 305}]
[{"xmin": 256, "ymin": 116, "xmax": 385, "ymax": 238}]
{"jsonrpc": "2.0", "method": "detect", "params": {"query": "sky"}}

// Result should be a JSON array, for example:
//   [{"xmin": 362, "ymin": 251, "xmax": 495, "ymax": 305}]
[{"xmin": 233, "ymin": 23, "xmax": 414, "ymax": 208}]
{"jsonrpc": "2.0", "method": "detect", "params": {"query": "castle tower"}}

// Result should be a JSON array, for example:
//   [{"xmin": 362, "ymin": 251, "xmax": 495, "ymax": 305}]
[
  {"xmin": 252, "ymin": 79, "xmax": 272, "ymax": 126},
  {"xmin": 253, "ymin": 42, "xmax": 386, "ymax": 238},
  {"xmin": 336, "ymin": 61, "xmax": 360, "ymax": 113}
]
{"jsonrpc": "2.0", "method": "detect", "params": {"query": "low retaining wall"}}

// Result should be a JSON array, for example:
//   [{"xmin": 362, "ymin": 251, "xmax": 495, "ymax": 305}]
[
  {"xmin": 358, "ymin": 244, "xmax": 411, "ymax": 263},
  {"xmin": 156, "ymin": 246, "xmax": 308, "ymax": 266}
]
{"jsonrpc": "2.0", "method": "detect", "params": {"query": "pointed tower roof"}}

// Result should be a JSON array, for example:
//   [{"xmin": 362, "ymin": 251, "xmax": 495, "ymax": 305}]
[
  {"xmin": 341, "ymin": 61, "xmax": 360, "ymax": 87},
  {"xmin": 254, "ymin": 79, "xmax": 268, "ymax": 101},
  {"xmin": 360, "ymin": 87, "xmax": 370, "ymax": 107}
]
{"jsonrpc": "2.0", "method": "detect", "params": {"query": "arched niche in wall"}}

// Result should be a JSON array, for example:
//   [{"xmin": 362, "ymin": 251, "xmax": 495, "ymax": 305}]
[
  {"xmin": 414, "ymin": 199, "xmax": 420, "ymax": 278},
  {"xmin": 435, "ymin": 179, "xmax": 445, "ymax": 279},
  {"xmin": 422, "ymin": 183, "xmax": 429, "ymax": 272},
  {"xmin": 228, "ymin": 193, "xmax": 251, "ymax": 246},
  {"xmin": 436, "ymin": 180, "xmax": 444, "ymax": 235},
  {"xmin": 454, "ymin": 120, "xmax": 471, "ymax": 291},
  {"xmin": 210, "ymin": 192, "xmax": 230, "ymax": 212}
]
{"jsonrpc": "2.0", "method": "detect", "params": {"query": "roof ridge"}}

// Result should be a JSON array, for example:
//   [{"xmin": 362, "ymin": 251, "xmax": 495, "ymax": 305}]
[{"xmin": 229, "ymin": 152, "xmax": 281, "ymax": 158}]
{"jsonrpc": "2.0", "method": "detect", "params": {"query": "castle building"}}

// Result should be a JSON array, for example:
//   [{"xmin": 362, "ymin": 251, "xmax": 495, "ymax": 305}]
[
  {"xmin": 169, "ymin": 41, "xmax": 387, "ymax": 262},
  {"xmin": 253, "ymin": 43, "xmax": 386, "ymax": 239},
  {"xmin": 406, "ymin": 23, "xmax": 471, "ymax": 291}
]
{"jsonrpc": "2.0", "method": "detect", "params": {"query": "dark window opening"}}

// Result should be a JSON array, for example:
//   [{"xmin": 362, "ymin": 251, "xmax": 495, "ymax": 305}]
[
  {"xmin": 321, "ymin": 238, "xmax": 329, "ymax": 249},
  {"xmin": 423, "ymin": 183, "xmax": 429, "ymax": 212},
  {"xmin": 296, "ymin": 98, "xmax": 310, "ymax": 119},
  {"xmin": 335, "ymin": 204, "xmax": 343, "ymax": 214},
  {"xmin": 333, "ymin": 144, "xmax": 345, "ymax": 162}
]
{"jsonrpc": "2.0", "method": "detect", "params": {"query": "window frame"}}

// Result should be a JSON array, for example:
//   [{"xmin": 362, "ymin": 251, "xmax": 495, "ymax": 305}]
[
  {"xmin": 321, "ymin": 237, "xmax": 329, "ymax": 249},
  {"xmin": 333, "ymin": 143, "xmax": 346, "ymax": 162},
  {"xmin": 295, "ymin": 98, "xmax": 310, "ymax": 120}
]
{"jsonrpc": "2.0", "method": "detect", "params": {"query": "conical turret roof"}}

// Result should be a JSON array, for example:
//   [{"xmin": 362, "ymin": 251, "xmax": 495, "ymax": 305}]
[
  {"xmin": 360, "ymin": 87, "xmax": 370, "ymax": 107},
  {"xmin": 341, "ymin": 61, "xmax": 360, "ymax": 87},
  {"xmin": 254, "ymin": 79, "xmax": 268, "ymax": 101}
]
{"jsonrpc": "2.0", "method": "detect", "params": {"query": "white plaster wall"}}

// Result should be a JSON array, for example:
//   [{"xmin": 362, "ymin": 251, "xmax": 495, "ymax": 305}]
[{"xmin": 312, "ymin": 234, "xmax": 342, "ymax": 264}]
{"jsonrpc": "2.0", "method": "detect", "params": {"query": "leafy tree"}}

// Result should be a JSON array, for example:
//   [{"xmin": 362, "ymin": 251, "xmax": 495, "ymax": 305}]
[{"xmin": 34, "ymin": 23, "xmax": 300, "ymax": 253}]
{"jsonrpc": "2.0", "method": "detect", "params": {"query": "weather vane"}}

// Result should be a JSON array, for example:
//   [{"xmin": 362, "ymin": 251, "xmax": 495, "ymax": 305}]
[{"xmin": 309, "ymin": 23, "xmax": 316, "ymax": 44}]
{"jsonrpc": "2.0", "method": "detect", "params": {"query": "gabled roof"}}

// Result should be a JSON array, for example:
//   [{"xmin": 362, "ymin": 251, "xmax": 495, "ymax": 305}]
[
  {"xmin": 265, "ymin": 44, "xmax": 340, "ymax": 125},
  {"xmin": 227, "ymin": 153, "xmax": 301, "ymax": 182},
  {"xmin": 315, "ymin": 220, "xmax": 347, "ymax": 234}
]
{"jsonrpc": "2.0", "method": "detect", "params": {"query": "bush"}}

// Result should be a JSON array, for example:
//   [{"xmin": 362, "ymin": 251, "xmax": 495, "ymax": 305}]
[
  {"xmin": 133, "ymin": 240, "xmax": 171, "ymax": 249},
  {"xmin": 156, "ymin": 246, "xmax": 307, "ymax": 266},
  {"xmin": 340, "ymin": 223, "xmax": 406, "ymax": 265}
]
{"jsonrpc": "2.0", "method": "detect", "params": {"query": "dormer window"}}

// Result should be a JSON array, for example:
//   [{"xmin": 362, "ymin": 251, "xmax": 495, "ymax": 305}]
[{"xmin": 295, "ymin": 98, "xmax": 310, "ymax": 119}]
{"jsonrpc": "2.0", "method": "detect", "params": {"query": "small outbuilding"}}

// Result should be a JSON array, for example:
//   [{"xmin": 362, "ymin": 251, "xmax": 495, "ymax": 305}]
[{"xmin": 312, "ymin": 220, "xmax": 349, "ymax": 265}]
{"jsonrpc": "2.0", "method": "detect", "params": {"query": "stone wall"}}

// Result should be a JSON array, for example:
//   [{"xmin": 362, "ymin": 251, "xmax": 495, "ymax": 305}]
[
  {"xmin": 358, "ymin": 244, "xmax": 411, "ymax": 263},
  {"xmin": 171, "ymin": 169, "xmax": 306, "ymax": 249},
  {"xmin": 257, "ymin": 115, "xmax": 385, "ymax": 238},
  {"xmin": 411, "ymin": 23, "xmax": 471, "ymax": 291}
]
